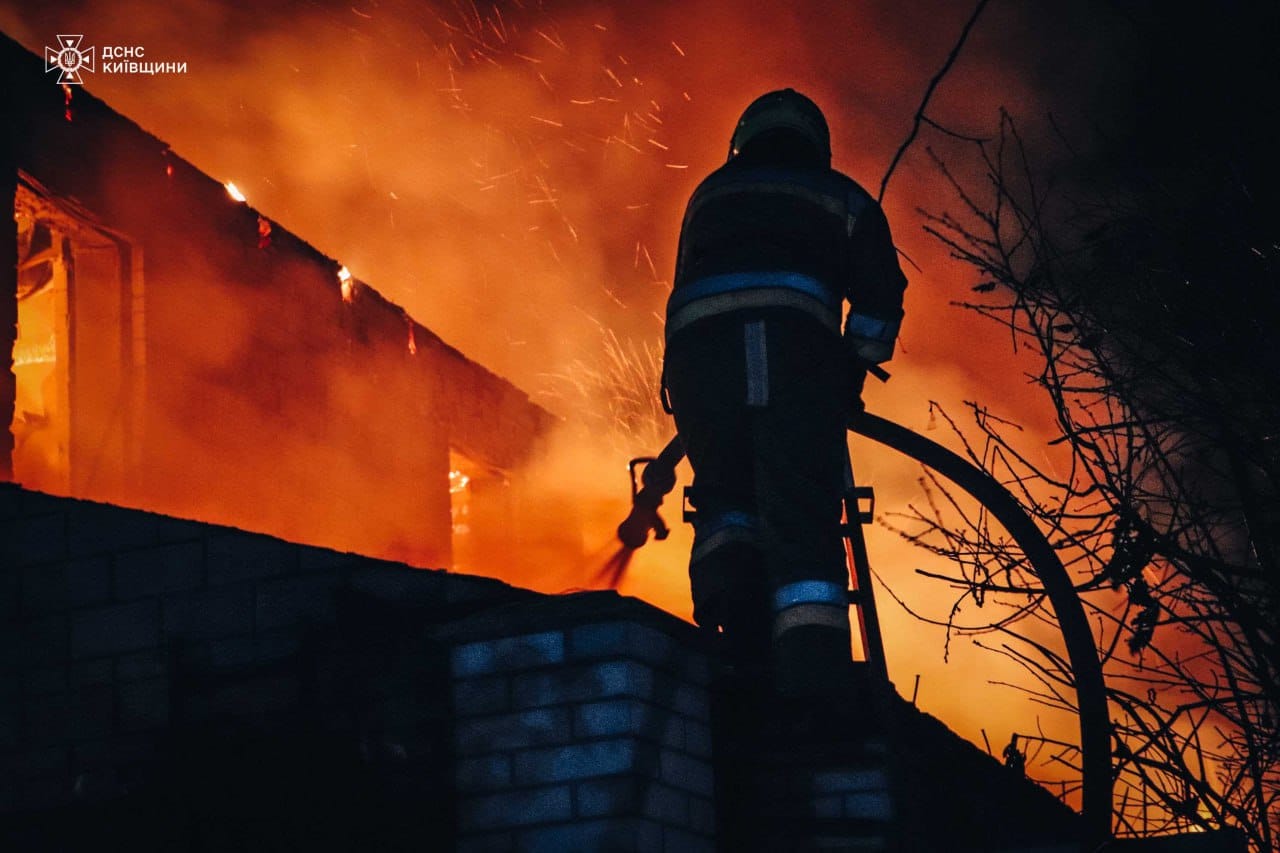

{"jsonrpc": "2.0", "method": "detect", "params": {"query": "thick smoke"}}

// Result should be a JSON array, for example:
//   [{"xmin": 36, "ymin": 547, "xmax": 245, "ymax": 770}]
[{"xmin": 3, "ymin": 0, "xmax": 1146, "ymax": 793}]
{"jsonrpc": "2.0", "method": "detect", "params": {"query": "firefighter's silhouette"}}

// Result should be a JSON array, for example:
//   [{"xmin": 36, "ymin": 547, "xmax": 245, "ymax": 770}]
[{"xmin": 662, "ymin": 89, "xmax": 907, "ymax": 697}]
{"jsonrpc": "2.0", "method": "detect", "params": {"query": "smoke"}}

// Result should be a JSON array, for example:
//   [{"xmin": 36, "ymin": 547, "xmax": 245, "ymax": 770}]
[
  {"xmin": 2, "ymin": 0, "xmax": 1149, "ymax": 792},
  {"xmin": 0, "ymin": 0, "xmax": 1078, "ymax": 388}
]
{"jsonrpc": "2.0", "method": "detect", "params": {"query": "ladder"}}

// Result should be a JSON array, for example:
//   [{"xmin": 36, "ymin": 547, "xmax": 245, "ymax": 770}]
[{"xmin": 842, "ymin": 448, "xmax": 889, "ymax": 683}]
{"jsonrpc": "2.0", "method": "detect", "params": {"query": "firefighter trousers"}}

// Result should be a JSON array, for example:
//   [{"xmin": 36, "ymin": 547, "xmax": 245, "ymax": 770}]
[{"xmin": 664, "ymin": 309, "xmax": 852, "ymax": 696}]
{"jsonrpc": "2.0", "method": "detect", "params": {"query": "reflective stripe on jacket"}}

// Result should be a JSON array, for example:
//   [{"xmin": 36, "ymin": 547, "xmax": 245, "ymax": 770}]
[{"xmin": 668, "ymin": 162, "xmax": 907, "ymax": 352}]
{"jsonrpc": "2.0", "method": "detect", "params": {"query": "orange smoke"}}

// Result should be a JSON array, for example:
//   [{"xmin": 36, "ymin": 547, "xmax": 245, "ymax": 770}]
[{"xmin": 1, "ymin": 0, "xmax": 1115, "ymax": 801}]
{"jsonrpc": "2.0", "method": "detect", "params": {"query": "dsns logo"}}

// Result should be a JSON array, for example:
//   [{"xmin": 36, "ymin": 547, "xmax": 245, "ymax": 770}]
[{"xmin": 45, "ymin": 35, "xmax": 95, "ymax": 85}]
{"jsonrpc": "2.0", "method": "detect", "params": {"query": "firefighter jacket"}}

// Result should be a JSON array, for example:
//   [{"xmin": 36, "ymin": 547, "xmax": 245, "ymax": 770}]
[{"xmin": 666, "ymin": 158, "xmax": 907, "ymax": 364}]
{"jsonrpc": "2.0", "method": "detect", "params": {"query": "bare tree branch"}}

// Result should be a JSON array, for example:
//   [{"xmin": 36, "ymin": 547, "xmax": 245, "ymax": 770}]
[{"xmin": 878, "ymin": 0, "xmax": 992, "ymax": 203}]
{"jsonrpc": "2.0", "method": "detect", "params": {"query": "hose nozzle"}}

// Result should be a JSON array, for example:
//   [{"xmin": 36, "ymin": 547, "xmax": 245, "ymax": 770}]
[{"xmin": 617, "ymin": 505, "xmax": 669, "ymax": 550}]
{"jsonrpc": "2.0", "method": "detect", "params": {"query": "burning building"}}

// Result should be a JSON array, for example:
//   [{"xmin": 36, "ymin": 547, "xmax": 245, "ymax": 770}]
[{"xmin": 1, "ymin": 32, "xmax": 561, "ymax": 574}]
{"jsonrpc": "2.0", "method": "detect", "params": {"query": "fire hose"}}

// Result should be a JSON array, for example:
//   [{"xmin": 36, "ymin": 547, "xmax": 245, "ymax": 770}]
[{"xmin": 611, "ymin": 362, "xmax": 1111, "ymax": 842}]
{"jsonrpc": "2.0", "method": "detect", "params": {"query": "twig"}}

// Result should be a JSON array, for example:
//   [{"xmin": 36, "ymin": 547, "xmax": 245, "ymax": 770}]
[{"xmin": 878, "ymin": 0, "xmax": 992, "ymax": 202}]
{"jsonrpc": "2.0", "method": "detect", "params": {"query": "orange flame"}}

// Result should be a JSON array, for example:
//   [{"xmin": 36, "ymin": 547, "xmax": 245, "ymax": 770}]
[{"xmin": 337, "ymin": 265, "xmax": 354, "ymax": 302}]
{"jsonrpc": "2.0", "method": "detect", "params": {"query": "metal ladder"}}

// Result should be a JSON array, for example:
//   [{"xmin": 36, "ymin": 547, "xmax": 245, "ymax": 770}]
[
  {"xmin": 842, "ymin": 449, "xmax": 889, "ymax": 683},
  {"xmin": 664, "ymin": 442, "xmax": 890, "ymax": 683}
]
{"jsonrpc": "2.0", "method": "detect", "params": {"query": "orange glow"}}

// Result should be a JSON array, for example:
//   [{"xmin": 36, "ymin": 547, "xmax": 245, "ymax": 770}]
[
  {"xmin": 11, "ymin": 213, "xmax": 69, "ymax": 494},
  {"xmin": 0, "ymin": 0, "xmax": 1124, "ymax": 811}
]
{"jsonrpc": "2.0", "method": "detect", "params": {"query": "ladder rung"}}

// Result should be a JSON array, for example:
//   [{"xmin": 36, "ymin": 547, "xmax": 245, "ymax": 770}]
[
  {"xmin": 844, "ymin": 485, "xmax": 875, "ymax": 525},
  {"xmin": 840, "ymin": 519, "xmax": 871, "ymax": 536}
]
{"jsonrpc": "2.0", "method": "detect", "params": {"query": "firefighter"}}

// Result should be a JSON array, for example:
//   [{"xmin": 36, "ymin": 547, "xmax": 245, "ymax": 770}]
[{"xmin": 662, "ymin": 89, "xmax": 907, "ymax": 699}]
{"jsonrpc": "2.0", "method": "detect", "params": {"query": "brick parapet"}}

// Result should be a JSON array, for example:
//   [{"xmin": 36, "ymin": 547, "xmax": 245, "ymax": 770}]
[
  {"xmin": 0, "ymin": 483, "xmax": 527, "ymax": 820},
  {"xmin": 448, "ymin": 608, "xmax": 716, "ymax": 852},
  {"xmin": 1, "ymin": 483, "xmax": 1095, "ymax": 850}
]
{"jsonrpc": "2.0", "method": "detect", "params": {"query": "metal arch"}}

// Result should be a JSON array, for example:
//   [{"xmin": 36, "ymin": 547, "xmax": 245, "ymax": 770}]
[{"xmin": 851, "ymin": 412, "xmax": 1111, "ymax": 845}]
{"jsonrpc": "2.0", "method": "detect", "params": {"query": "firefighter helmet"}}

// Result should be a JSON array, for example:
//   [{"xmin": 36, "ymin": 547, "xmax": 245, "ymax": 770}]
[{"xmin": 729, "ymin": 88, "xmax": 831, "ymax": 164}]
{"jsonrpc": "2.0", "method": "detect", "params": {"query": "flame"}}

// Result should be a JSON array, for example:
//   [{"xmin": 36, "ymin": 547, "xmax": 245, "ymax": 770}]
[
  {"xmin": 13, "ymin": 335, "xmax": 57, "ymax": 367},
  {"xmin": 449, "ymin": 468, "xmax": 471, "ymax": 538},
  {"xmin": 337, "ymin": 265, "xmax": 354, "ymax": 302},
  {"xmin": 224, "ymin": 181, "xmax": 246, "ymax": 202}
]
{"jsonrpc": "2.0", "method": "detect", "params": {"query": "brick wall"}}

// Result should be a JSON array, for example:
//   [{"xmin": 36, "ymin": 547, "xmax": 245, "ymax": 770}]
[
  {"xmin": 446, "ymin": 615, "xmax": 715, "ymax": 852},
  {"xmin": 3, "ymin": 483, "xmax": 1108, "ymax": 851},
  {"xmin": 0, "ymin": 484, "xmax": 717, "ymax": 851},
  {"xmin": 0, "ymin": 482, "xmax": 530, "ymax": 847}
]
